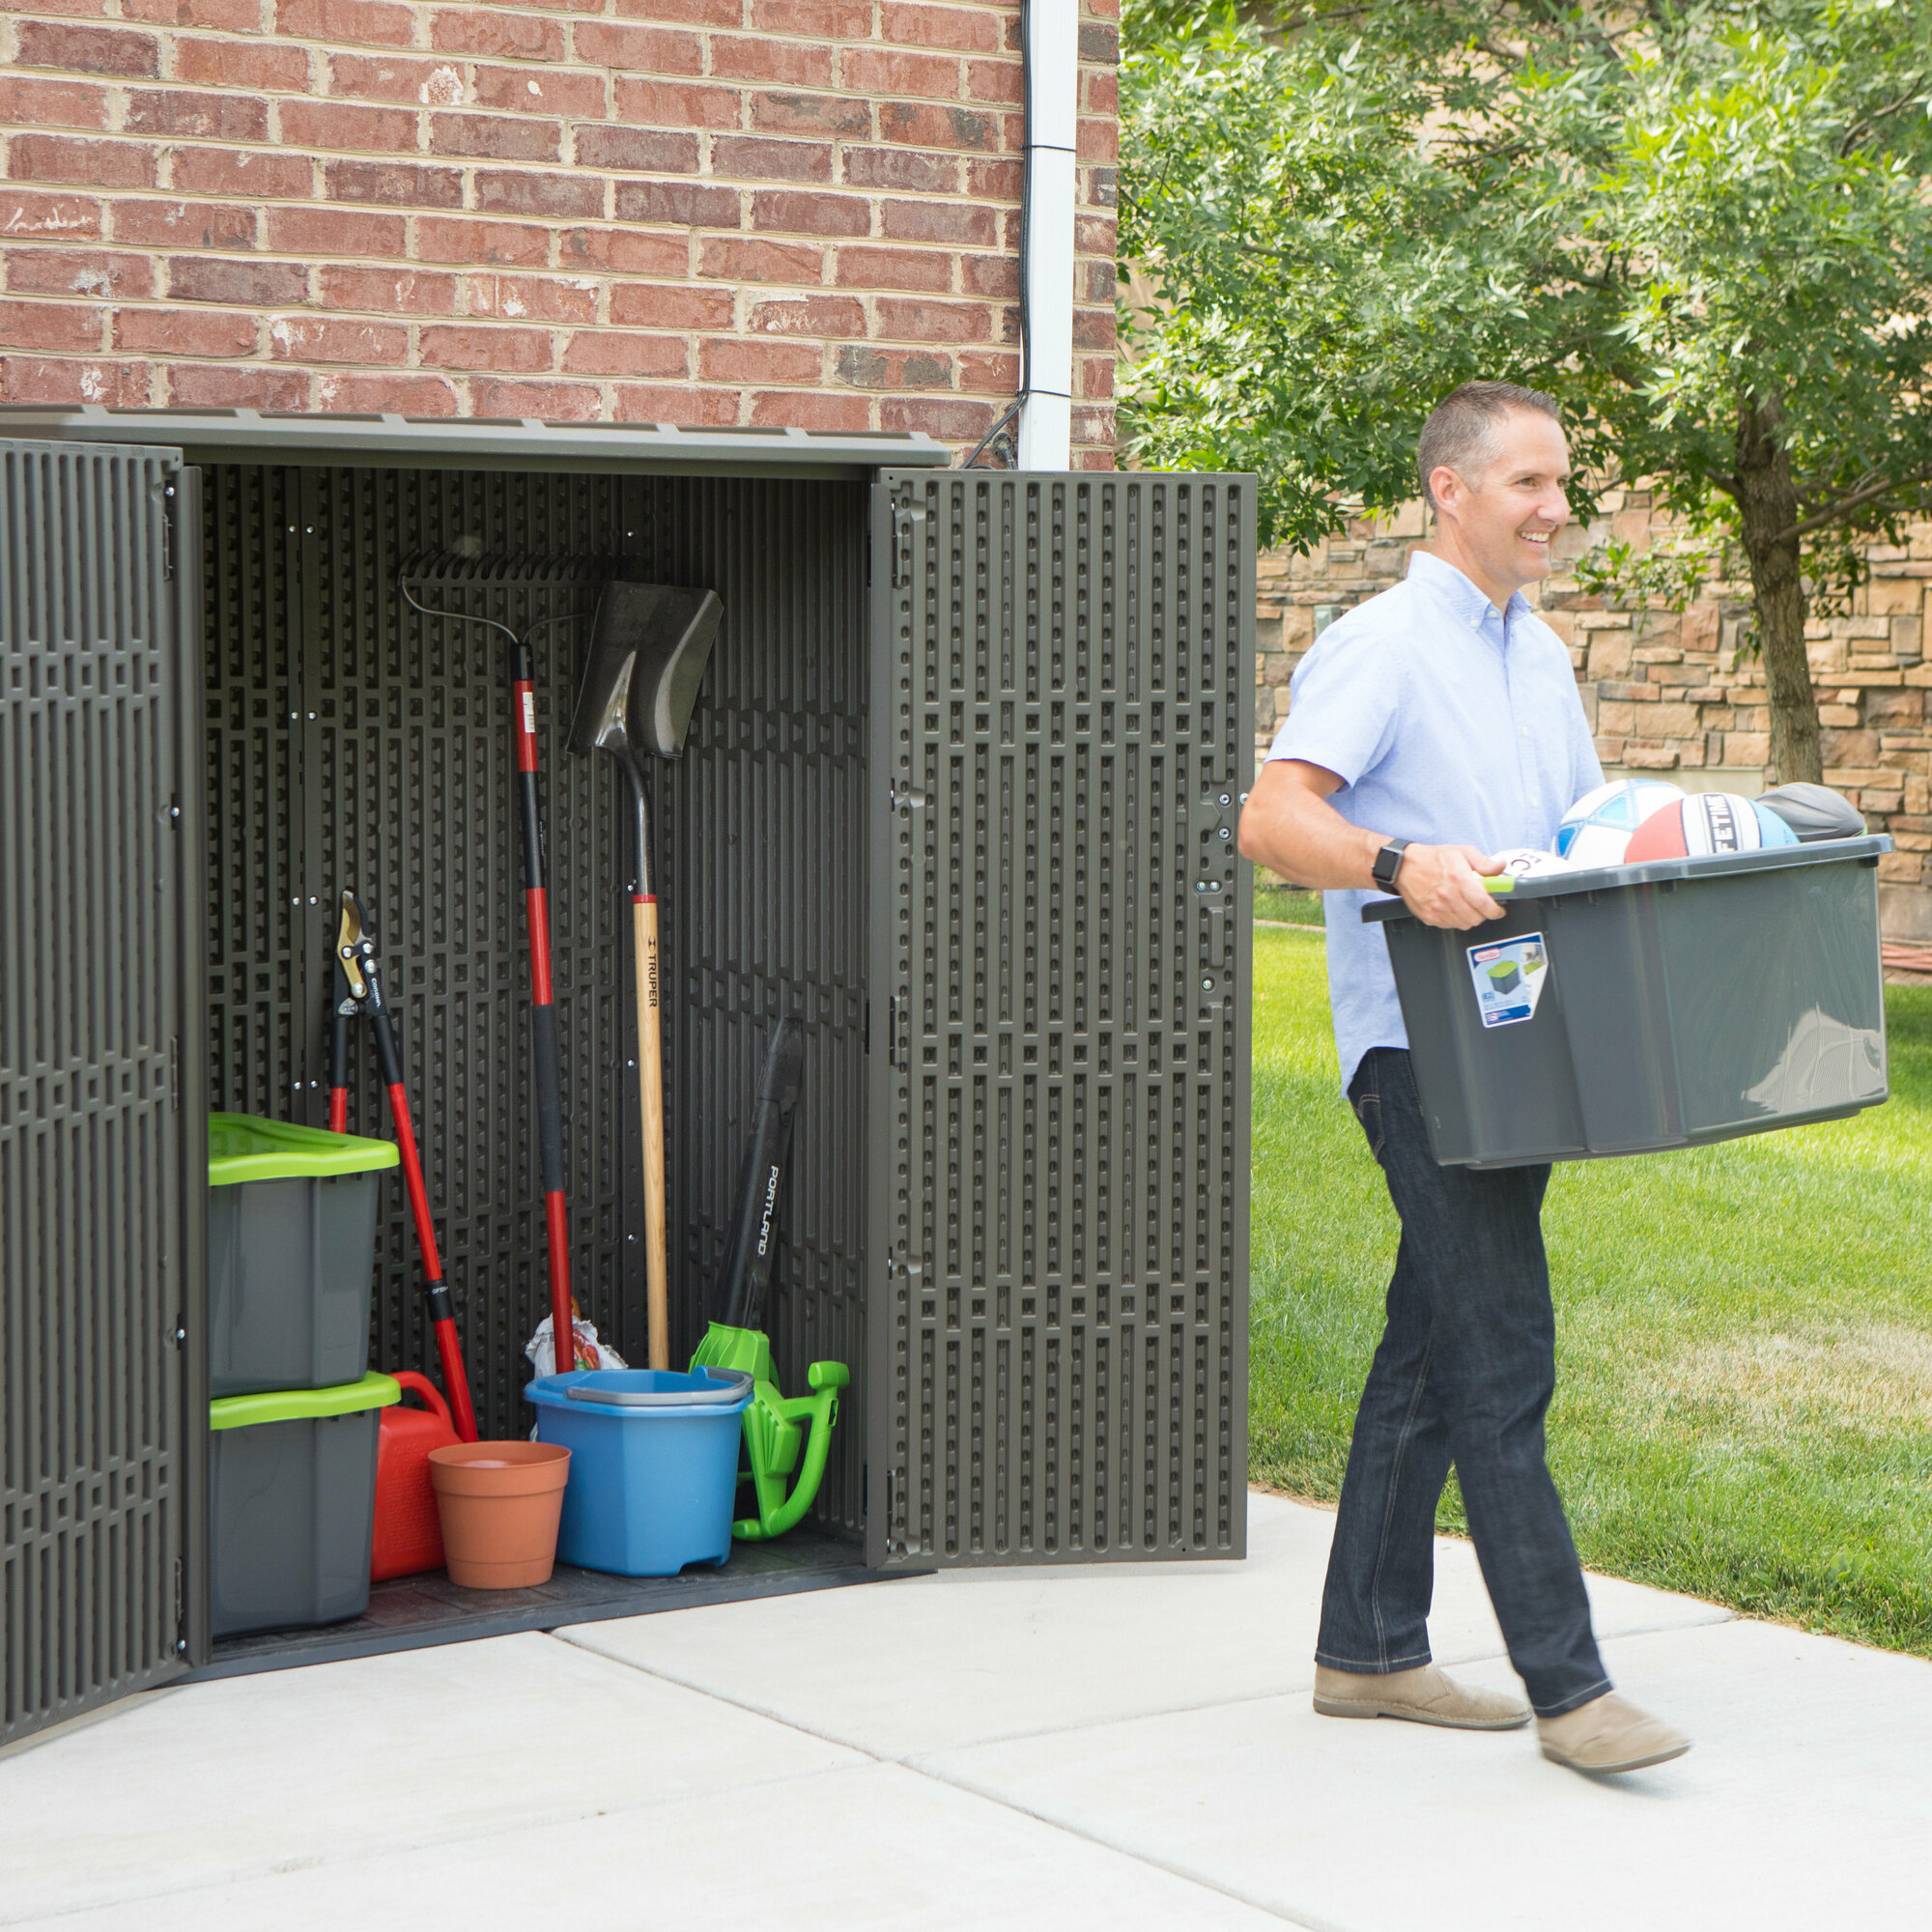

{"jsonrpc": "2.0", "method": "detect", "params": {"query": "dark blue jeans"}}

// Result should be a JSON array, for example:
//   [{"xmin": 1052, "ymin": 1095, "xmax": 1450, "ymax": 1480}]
[{"xmin": 1316, "ymin": 1047, "xmax": 1609, "ymax": 1718}]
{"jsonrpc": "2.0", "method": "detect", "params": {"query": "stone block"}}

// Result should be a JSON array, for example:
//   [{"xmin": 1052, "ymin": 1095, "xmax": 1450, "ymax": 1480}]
[
  {"xmin": 1597, "ymin": 700, "xmax": 1636, "ymax": 736},
  {"xmin": 1680, "ymin": 603, "xmax": 1719, "ymax": 653},
  {"xmin": 1878, "ymin": 851, "xmax": 1923, "ymax": 884},
  {"xmin": 1650, "ymin": 701, "xmax": 1701, "ymax": 738},
  {"xmin": 1880, "ymin": 883, "xmax": 1932, "ymax": 942},
  {"xmin": 1819, "ymin": 704, "xmax": 1862, "ymax": 727},
  {"xmin": 1622, "ymin": 743, "xmax": 1680, "ymax": 769},
  {"xmin": 1867, "ymin": 687, "xmax": 1923, "ymax": 724},
  {"xmin": 1587, "ymin": 634, "xmax": 1634, "ymax": 679},
  {"xmin": 1727, "ymin": 731, "xmax": 1770, "ymax": 765}
]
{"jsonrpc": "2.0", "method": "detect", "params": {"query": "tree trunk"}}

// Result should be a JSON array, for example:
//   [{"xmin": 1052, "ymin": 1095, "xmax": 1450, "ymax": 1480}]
[{"xmin": 1734, "ymin": 392, "xmax": 1824, "ymax": 785}]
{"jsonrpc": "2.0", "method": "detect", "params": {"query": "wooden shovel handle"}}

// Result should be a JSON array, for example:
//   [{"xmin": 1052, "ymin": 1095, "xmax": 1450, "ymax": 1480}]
[{"xmin": 635, "ymin": 893, "xmax": 669, "ymax": 1370}]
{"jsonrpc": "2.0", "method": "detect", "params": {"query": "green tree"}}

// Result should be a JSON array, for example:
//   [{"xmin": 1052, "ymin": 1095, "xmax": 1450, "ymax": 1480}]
[{"xmin": 1121, "ymin": 0, "xmax": 1932, "ymax": 782}]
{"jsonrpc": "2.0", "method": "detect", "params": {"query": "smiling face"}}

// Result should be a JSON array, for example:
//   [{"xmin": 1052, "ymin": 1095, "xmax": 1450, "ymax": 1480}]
[{"xmin": 1428, "ymin": 410, "xmax": 1573, "ymax": 608}]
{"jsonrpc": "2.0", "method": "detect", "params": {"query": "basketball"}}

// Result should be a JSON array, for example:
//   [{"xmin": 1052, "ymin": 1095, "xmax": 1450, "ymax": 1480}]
[
  {"xmin": 1623, "ymin": 791, "xmax": 1796, "ymax": 861},
  {"xmin": 1553, "ymin": 780, "xmax": 1686, "ymax": 867}
]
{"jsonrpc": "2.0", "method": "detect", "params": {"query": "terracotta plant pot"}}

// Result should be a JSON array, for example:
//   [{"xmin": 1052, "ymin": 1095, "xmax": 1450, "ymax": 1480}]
[{"xmin": 428, "ymin": 1441, "xmax": 571, "ymax": 1589}]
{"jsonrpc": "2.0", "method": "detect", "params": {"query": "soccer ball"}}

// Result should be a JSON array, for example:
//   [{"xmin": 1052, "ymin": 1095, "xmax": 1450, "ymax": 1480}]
[
  {"xmin": 1553, "ymin": 780, "xmax": 1686, "ymax": 867},
  {"xmin": 1491, "ymin": 846, "xmax": 1572, "ymax": 880},
  {"xmin": 1623, "ymin": 791, "xmax": 1799, "ymax": 861}
]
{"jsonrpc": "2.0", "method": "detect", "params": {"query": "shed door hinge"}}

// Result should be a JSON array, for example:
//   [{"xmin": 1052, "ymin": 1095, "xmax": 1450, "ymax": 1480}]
[
  {"xmin": 161, "ymin": 481, "xmax": 177, "ymax": 582},
  {"xmin": 173, "ymin": 1557, "xmax": 186, "ymax": 1657},
  {"xmin": 168, "ymin": 1035, "xmax": 180, "ymax": 1109}
]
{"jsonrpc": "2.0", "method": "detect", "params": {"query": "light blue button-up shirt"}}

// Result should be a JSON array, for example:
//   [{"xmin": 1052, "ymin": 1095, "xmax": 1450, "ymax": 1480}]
[{"xmin": 1265, "ymin": 551, "xmax": 1603, "ymax": 1091}]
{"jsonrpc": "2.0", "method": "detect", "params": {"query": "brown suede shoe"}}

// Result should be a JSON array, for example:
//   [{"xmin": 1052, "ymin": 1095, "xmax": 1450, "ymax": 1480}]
[
  {"xmin": 1313, "ymin": 1662, "xmax": 1531, "ymax": 1730},
  {"xmin": 1538, "ymin": 1691, "xmax": 1690, "ymax": 1774}
]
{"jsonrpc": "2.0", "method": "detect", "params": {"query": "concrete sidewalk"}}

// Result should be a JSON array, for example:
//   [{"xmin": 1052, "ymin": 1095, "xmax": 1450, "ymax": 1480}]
[{"xmin": 6, "ymin": 1493, "xmax": 1924, "ymax": 1930}]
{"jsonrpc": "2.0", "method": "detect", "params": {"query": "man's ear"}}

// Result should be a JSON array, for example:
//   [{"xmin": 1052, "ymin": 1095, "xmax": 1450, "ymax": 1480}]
[{"xmin": 1428, "ymin": 464, "xmax": 1463, "ymax": 521}]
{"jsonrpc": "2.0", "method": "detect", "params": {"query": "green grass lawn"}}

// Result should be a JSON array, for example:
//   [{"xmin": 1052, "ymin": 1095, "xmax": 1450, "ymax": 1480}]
[
  {"xmin": 1249, "ymin": 923, "xmax": 1932, "ymax": 1658},
  {"xmin": 1253, "ymin": 864, "xmax": 1325, "ymax": 926}
]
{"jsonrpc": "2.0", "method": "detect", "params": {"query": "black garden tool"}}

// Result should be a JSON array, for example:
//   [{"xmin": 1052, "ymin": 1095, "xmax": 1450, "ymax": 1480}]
[{"xmin": 567, "ymin": 582, "xmax": 723, "ymax": 1370}]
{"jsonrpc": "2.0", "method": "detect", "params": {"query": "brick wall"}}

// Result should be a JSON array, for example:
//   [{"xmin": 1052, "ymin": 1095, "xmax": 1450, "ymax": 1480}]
[
  {"xmin": 1254, "ymin": 493, "xmax": 1932, "ymax": 941},
  {"xmin": 0, "ymin": 0, "xmax": 1118, "ymax": 460}
]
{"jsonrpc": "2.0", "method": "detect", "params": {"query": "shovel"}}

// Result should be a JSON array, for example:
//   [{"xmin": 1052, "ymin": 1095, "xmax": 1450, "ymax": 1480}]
[{"xmin": 568, "ymin": 582, "xmax": 723, "ymax": 1370}]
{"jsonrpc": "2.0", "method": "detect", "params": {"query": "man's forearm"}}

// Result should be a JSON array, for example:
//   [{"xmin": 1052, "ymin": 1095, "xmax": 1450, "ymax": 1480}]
[{"xmin": 1237, "ymin": 778, "xmax": 1385, "ymax": 890}]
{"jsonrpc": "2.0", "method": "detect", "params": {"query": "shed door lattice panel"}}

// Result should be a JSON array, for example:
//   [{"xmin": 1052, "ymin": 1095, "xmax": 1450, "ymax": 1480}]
[
  {"xmin": 2, "ymin": 441, "xmax": 204, "ymax": 1745},
  {"xmin": 868, "ymin": 471, "xmax": 1253, "ymax": 1568}
]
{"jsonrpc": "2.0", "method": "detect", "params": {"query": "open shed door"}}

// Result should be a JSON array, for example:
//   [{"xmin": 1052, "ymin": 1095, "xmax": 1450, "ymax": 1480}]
[
  {"xmin": 2, "ymin": 441, "xmax": 206, "ymax": 1747},
  {"xmin": 867, "ymin": 469, "xmax": 1254, "ymax": 1568}
]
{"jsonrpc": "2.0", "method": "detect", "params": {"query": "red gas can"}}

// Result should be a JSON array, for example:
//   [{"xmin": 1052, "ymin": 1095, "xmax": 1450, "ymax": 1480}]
[{"xmin": 371, "ymin": 1371, "xmax": 458, "ymax": 1581}]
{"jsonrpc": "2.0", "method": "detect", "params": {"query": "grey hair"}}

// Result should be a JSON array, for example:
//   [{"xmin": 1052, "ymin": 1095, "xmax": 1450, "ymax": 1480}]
[{"xmin": 1417, "ymin": 382, "xmax": 1561, "ymax": 511}]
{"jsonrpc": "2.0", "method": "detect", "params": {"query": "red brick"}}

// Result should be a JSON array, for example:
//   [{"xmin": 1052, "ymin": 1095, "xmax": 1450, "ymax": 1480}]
[
  {"xmin": 475, "ymin": 171, "xmax": 605, "ymax": 219},
  {"xmin": 112, "ymin": 198, "xmax": 256, "ymax": 247},
  {"xmin": 607, "ymin": 282, "xmax": 733, "ymax": 327},
  {"xmin": 418, "ymin": 324, "xmax": 554, "ymax": 371},
  {"xmin": 961, "ymin": 252, "xmax": 1017, "ymax": 297},
  {"xmin": 0, "ymin": 355, "xmax": 148, "ymax": 406},
  {"xmin": 1079, "ymin": 356, "xmax": 1113, "ymax": 399},
  {"xmin": 1075, "ymin": 213, "xmax": 1116, "ymax": 256},
  {"xmin": 836, "ymin": 244, "xmax": 951, "ymax": 293},
  {"xmin": 125, "ymin": 88, "xmax": 269, "ymax": 140},
  {"xmin": 843, "ymin": 146, "xmax": 959, "ymax": 193},
  {"xmin": 474, "ymin": 65, "xmax": 606, "ymax": 118},
  {"xmin": 750, "ymin": 0, "xmax": 867, "ymax": 35},
  {"xmin": 173, "ymin": 147, "xmax": 312, "ymax": 198},
  {"xmin": 123, "ymin": 0, "xmax": 263, "ymax": 29},
  {"xmin": 883, "ymin": 2, "xmax": 1000, "ymax": 53},
  {"xmin": 958, "ymin": 347, "xmax": 1018, "ymax": 389},
  {"xmin": 169, "ymin": 255, "xmax": 307, "ymax": 304},
  {"xmin": 1080, "ymin": 258, "xmax": 1114, "ymax": 302},
  {"xmin": 8, "ymin": 136, "xmax": 156, "ymax": 189},
  {"xmin": 431, "ymin": 113, "xmax": 562, "ymax": 161},
  {"xmin": 415, "ymin": 217, "xmax": 549, "ymax": 267},
  {"xmin": 843, "ymin": 48, "xmax": 962, "ymax": 99},
  {"xmin": 879, "ymin": 101, "xmax": 998, "ymax": 152},
  {"xmin": 1077, "ymin": 115, "xmax": 1119, "ymax": 164},
  {"xmin": 1074, "ymin": 444, "xmax": 1116, "ymax": 471},
  {"xmin": 746, "ymin": 292, "xmax": 865, "ymax": 336},
  {"xmin": 965, "ymin": 156, "xmax": 1021, "ymax": 201},
  {"xmin": 610, "ymin": 0, "xmax": 737, "ymax": 21},
  {"xmin": 166, "ymin": 362, "xmax": 310, "ymax": 408},
  {"xmin": 0, "ymin": 77, "xmax": 106, "ymax": 128},
  {"xmin": 570, "ymin": 21, "xmax": 702, "ymax": 72},
  {"xmin": 1071, "ymin": 403, "xmax": 1115, "ymax": 446},
  {"xmin": 574, "ymin": 127, "xmax": 700, "ymax": 173},
  {"xmin": 1085, "ymin": 164, "xmax": 1116, "ymax": 210},
  {"xmin": 6, "ymin": 247, "xmax": 153, "ymax": 299},
  {"xmin": 835, "ymin": 343, "xmax": 952, "ymax": 387},
  {"xmin": 267, "ymin": 206, "xmax": 406, "ymax": 255},
  {"xmin": 318, "ymin": 263, "xmax": 459, "ymax": 310},
  {"xmin": 610, "ymin": 78, "xmax": 739, "ymax": 128},
  {"xmin": 175, "ymin": 38, "xmax": 311, "ymax": 90},
  {"xmin": 750, "ymin": 189, "xmax": 868, "ymax": 237},
  {"xmin": 748, "ymin": 386, "xmax": 869, "ymax": 430},
  {"xmin": 612, "ymin": 383, "xmax": 740, "ymax": 426},
  {"xmin": 709, "ymin": 36, "xmax": 833, "ymax": 87},
  {"xmin": 966, "ymin": 56, "xmax": 1023, "ymax": 104},
  {"xmin": 881, "ymin": 197, "xmax": 994, "ymax": 245},
  {"xmin": 0, "ymin": 298, "xmax": 102, "ymax": 352},
  {"xmin": 326, "ymin": 159, "xmax": 465, "ymax": 208},
  {"xmin": 559, "ymin": 330, "xmax": 686, "ymax": 377},
  {"xmin": 881, "ymin": 395, "xmax": 995, "ymax": 438},
  {"xmin": 711, "ymin": 137, "xmax": 834, "ymax": 184},
  {"xmin": 269, "ymin": 313, "xmax": 409, "ymax": 361},
  {"xmin": 466, "ymin": 272, "xmax": 599, "ymax": 323},
  {"xmin": 1083, "ymin": 69, "xmax": 1118, "ymax": 117},
  {"xmin": 873, "ymin": 295, "xmax": 988, "ymax": 341},
  {"xmin": 0, "ymin": 0, "xmax": 105, "ymax": 15},
  {"xmin": 611, "ymin": 180, "xmax": 739, "ymax": 226},
  {"xmin": 697, "ymin": 337, "xmax": 821, "ymax": 384},
  {"xmin": 558, "ymin": 226, "xmax": 687, "ymax": 275},
  {"xmin": 471, "ymin": 377, "xmax": 598, "ymax": 417},
  {"xmin": 115, "ymin": 305, "xmax": 256, "ymax": 354},
  {"xmin": 749, "ymin": 92, "xmax": 869, "ymax": 137},
  {"xmin": 327, "ymin": 53, "xmax": 461, "ymax": 104},
  {"xmin": 1071, "ymin": 306, "xmax": 1114, "ymax": 349},
  {"xmin": 14, "ymin": 21, "xmax": 157, "ymax": 75},
  {"xmin": 698, "ymin": 237, "xmax": 821, "ymax": 285},
  {"xmin": 316, "ymin": 369, "xmax": 459, "ymax": 412},
  {"xmin": 1079, "ymin": 20, "xmax": 1119, "ymax": 64},
  {"xmin": 281, "ymin": 99, "xmax": 418, "ymax": 151},
  {"xmin": 0, "ymin": 191, "xmax": 100, "ymax": 240},
  {"xmin": 430, "ymin": 9, "xmax": 563, "ymax": 59},
  {"xmin": 276, "ymin": 0, "xmax": 412, "ymax": 47}
]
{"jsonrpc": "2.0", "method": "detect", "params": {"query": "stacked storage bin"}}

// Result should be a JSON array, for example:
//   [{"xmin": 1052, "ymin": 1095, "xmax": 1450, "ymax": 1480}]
[{"xmin": 206, "ymin": 1116, "xmax": 402, "ymax": 1636}]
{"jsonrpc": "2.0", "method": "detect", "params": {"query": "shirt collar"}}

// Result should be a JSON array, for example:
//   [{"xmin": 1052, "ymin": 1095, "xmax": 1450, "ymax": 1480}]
[{"xmin": 1406, "ymin": 549, "xmax": 1531, "ymax": 633}]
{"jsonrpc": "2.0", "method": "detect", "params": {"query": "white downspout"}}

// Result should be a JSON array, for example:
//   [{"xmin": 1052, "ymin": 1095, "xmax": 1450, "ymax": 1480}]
[{"xmin": 1015, "ymin": 0, "xmax": 1079, "ymax": 469}]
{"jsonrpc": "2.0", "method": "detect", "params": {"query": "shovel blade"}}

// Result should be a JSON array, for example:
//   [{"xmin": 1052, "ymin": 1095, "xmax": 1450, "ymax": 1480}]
[{"xmin": 570, "ymin": 582, "xmax": 723, "ymax": 762}]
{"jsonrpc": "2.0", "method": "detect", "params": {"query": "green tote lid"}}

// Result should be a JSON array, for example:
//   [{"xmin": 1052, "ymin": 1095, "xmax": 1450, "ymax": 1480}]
[
  {"xmin": 210, "ymin": 1372, "xmax": 402, "ymax": 1432},
  {"xmin": 208, "ymin": 1112, "xmax": 399, "ymax": 1185}
]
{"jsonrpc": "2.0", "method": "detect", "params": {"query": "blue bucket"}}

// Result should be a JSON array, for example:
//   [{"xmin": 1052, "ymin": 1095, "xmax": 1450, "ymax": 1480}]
[{"xmin": 524, "ymin": 1368, "xmax": 753, "ymax": 1577}]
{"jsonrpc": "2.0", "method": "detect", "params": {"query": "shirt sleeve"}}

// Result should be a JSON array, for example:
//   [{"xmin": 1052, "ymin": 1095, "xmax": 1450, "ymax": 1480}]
[
  {"xmin": 1265, "ymin": 625, "xmax": 1402, "ymax": 789},
  {"xmin": 1570, "ymin": 673, "xmax": 1605, "ymax": 801}
]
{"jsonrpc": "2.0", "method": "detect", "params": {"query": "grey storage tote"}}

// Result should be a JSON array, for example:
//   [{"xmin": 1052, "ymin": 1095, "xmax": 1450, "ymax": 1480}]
[
  {"xmin": 1364, "ymin": 837, "xmax": 1891, "ymax": 1168},
  {"xmin": 208, "ymin": 1114, "xmax": 399, "ymax": 1397},
  {"xmin": 208, "ymin": 1374, "xmax": 400, "ymax": 1637}
]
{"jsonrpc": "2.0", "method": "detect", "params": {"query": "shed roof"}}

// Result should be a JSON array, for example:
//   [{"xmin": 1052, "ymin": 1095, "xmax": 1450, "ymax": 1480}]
[{"xmin": 0, "ymin": 407, "xmax": 952, "ymax": 479}]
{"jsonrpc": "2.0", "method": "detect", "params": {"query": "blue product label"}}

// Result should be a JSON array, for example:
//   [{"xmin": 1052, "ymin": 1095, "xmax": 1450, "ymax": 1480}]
[{"xmin": 1467, "ymin": 932, "xmax": 1549, "ymax": 1029}]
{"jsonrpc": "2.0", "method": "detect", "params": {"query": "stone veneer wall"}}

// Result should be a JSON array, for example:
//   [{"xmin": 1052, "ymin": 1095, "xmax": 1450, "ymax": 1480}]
[{"xmin": 1253, "ymin": 491, "xmax": 1932, "ymax": 941}]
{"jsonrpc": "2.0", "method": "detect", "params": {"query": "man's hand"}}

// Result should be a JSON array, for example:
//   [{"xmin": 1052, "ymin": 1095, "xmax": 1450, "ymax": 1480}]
[{"xmin": 1395, "ymin": 844, "xmax": 1506, "ymax": 929}]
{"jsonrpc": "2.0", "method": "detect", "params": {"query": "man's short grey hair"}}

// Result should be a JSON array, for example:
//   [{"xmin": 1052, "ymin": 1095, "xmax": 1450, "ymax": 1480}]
[{"xmin": 1417, "ymin": 382, "xmax": 1561, "ymax": 511}]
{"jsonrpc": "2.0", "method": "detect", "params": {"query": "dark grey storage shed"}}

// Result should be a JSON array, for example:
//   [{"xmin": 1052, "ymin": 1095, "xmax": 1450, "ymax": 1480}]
[{"xmin": 1, "ymin": 409, "xmax": 1254, "ymax": 1750}]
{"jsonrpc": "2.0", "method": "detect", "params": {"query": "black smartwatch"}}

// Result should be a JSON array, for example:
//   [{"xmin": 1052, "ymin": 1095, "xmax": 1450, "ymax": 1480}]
[{"xmin": 1371, "ymin": 838, "xmax": 1410, "ymax": 891}]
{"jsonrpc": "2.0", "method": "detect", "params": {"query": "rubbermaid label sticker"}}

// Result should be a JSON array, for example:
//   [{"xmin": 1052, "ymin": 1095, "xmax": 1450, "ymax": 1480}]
[
  {"xmin": 521, "ymin": 691, "xmax": 537, "ymax": 736},
  {"xmin": 1467, "ymin": 933, "xmax": 1548, "ymax": 1029}
]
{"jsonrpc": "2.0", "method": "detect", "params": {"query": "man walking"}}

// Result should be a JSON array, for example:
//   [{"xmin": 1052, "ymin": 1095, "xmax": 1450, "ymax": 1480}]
[{"xmin": 1237, "ymin": 382, "xmax": 1690, "ymax": 1775}]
